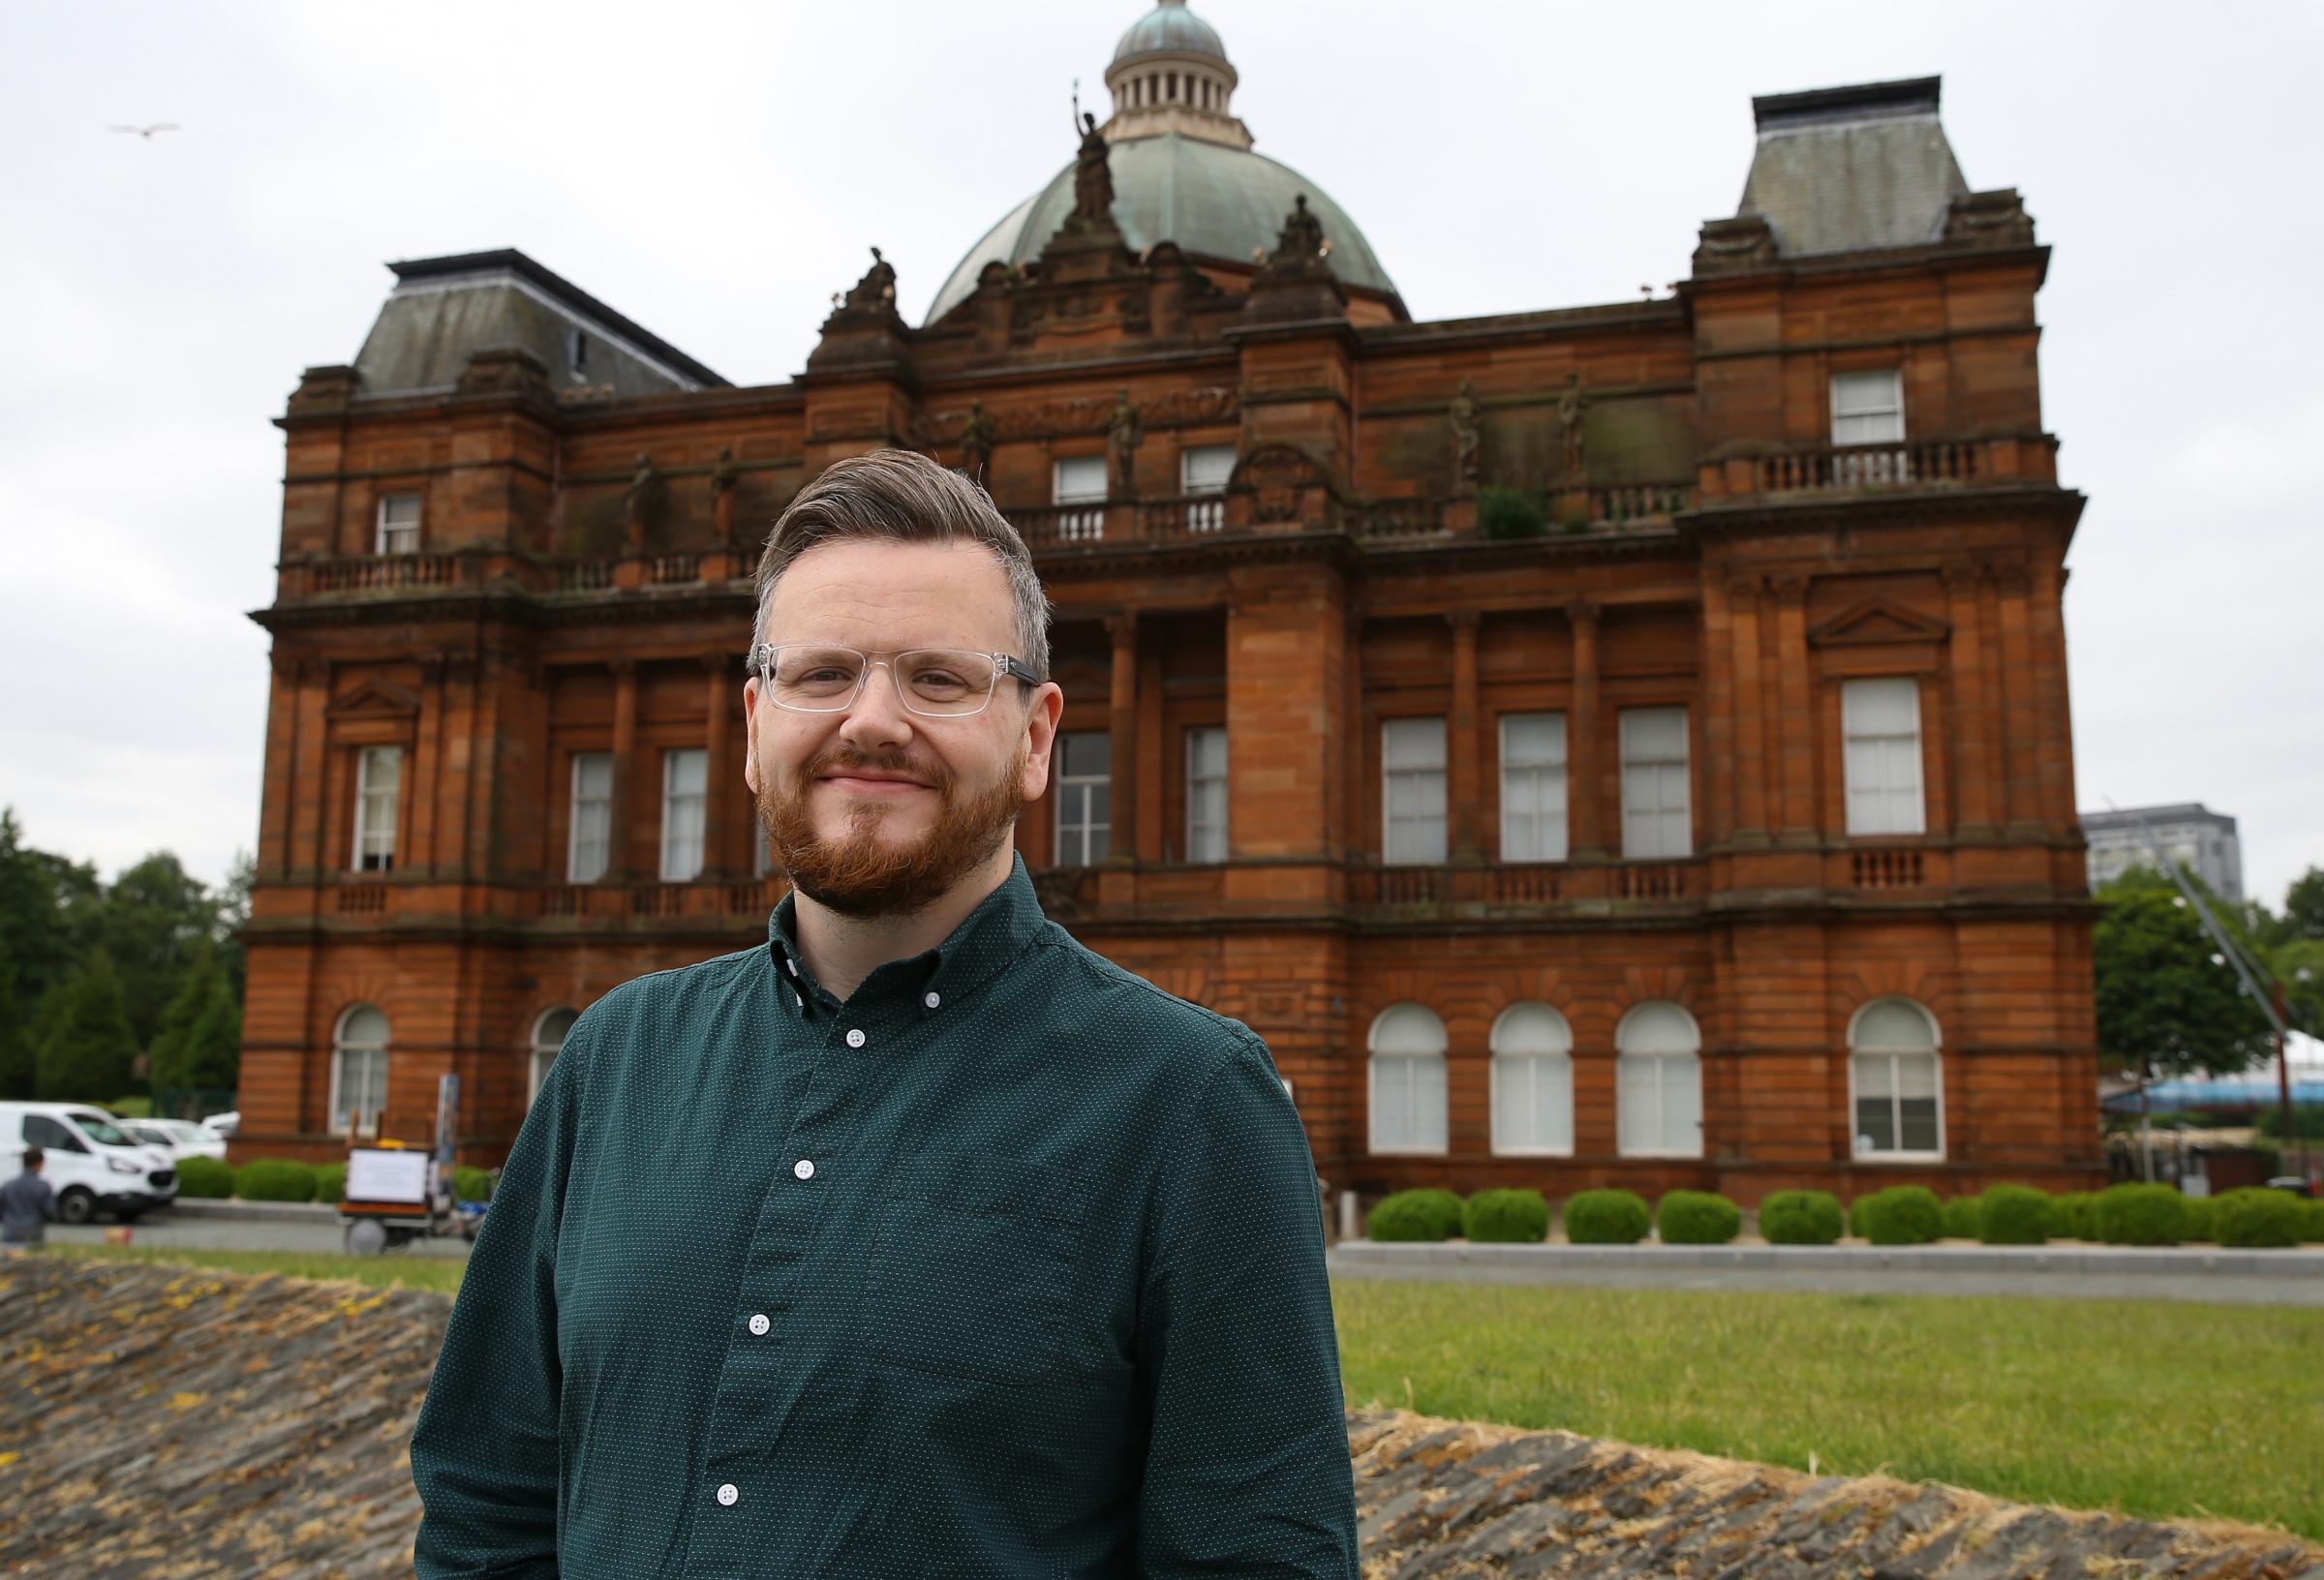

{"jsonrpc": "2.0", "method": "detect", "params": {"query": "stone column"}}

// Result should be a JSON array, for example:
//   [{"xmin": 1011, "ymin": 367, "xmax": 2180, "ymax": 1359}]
[
  {"xmin": 1771, "ymin": 576, "xmax": 1816, "ymax": 842},
  {"xmin": 610, "ymin": 657, "xmax": 638, "ymax": 881},
  {"xmin": 1567, "ymin": 600, "xmax": 1604, "ymax": 858},
  {"xmin": 1943, "ymin": 566, "xmax": 1994, "ymax": 836},
  {"xmin": 702, "ymin": 653, "xmax": 732, "ymax": 878},
  {"xmin": 1728, "ymin": 578, "xmax": 1770, "ymax": 842},
  {"xmin": 1106, "ymin": 614, "xmax": 1138, "ymax": 864},
  {"xmin": 1447, "ymin": 610, "xmax": 1482, "ymax": 861}
]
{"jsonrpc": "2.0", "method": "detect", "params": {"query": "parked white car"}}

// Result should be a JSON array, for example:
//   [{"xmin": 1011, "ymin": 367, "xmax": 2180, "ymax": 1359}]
[
  {"xmin": 199, "ymin": 1110, "xmax": 240, "ymax": 1139},
  {"xmin": 0, "ymin": 1102, "xmax": 180, "ymax": 1224},
  {"xmin": 119, "ymin": 1118, "xmax": 229, "ymax": 1164}
]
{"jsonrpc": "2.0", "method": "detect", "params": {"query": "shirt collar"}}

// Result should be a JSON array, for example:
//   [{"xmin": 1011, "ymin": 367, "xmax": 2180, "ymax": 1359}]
[{"xmin": 765, "ymin": 853, "xmax": 1048, "ymax": 1018}]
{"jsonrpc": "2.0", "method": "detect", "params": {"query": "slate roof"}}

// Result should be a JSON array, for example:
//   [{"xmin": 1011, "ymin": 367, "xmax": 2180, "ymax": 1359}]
[
  {"xmin": 351, "ymin": 248, "xmax": 728, "ymax": 400},
  {"xmin": 1736, "ymin": 76, "xmax": 1971, "ymax": 257}
]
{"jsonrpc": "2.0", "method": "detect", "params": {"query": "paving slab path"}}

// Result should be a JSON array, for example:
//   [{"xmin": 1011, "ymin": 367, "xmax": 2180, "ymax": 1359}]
[{"xmin": 1, "ymin": 1256, "xmax": 2315, "ymax": 1577}]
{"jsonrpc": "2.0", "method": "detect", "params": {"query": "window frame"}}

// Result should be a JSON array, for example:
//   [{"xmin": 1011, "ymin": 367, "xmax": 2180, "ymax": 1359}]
[
  {"xmin": 529, "ymin": 1006, "xmax": 578, "ymax": 1107},
  {"xmin": 1366, "ymin": 1003, "xmax": 1449, "ymax": 1156},
  {"xmin": 1848, "ymin": 997, "xmax": 1946, "ymax": 1162},
  {"xmin": 1179, "ymin": 443, "xmax": 1236, "ymax": 532},
  {"xmin": 1498, "ymin": 711, "xmax": 1569, "ymax": 863},
  {"xmin": 1054, "ymin": 731, "xmax": 1112, "ymax": 866},
  {"xmin": 375, "ymin": 491, "xmax": 422, "ymax": 556},
  {"xmin": 351, "ymin": 744, "xmax": 402, "ymax": 873},
  {"xmin": 567, "ymin": 751, "xmax": 614, "ymax": 884},
  {"xmin": 1488, "ymin": 1001, "xmax": 1575, "ymax": 1157},
  {"xmin": 1829, "ymin": 369, "xmax": 1905, "ymax": 446},
  {"xmin": 1381, "ymin": 715, "xmax": 1449, "ymax": 866},
  {"xmin": 658, "ymin": 747, "xmax": 708, "ymax": 882},
  {"xmin": 328, "ymin": 1005, "xmax": 390, "ymax": 1139},
  {"xmin": 1842, "ymin": 678, "xmax": 1926, "ymax": 836},
  {"xmin": 1618, "ymin": 707, "xmax": 1692, "ymax": 860},
  {"xmin": 1183, "ymin": 724, "xmax": 1228, "ymax": 864},
  {"xmin": 1052, "ymin": 454, "xmax": 1108, "ymax": 542},
  {"xmin": 1614, "ymin": 1001, "xmax": 1703, "ymax": 1159}
]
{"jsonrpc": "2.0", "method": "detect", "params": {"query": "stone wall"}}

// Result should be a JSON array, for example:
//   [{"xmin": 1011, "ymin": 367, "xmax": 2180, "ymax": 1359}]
[{"xmin": 4, "ymin": 1259, "xmax": 2312, "ymax": 1578}]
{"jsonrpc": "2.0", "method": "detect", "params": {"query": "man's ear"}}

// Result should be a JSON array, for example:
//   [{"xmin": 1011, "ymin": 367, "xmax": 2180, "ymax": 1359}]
[
  {"xmin": 742, "ymin": 676, "xmax": 763, "ymax": 797},
  {"xmin": 1019, "ymin": 682, "xmax": 1064, "ymax": 802}
]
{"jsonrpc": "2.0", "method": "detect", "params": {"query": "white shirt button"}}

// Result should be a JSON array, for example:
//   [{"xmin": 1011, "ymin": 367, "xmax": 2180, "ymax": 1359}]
[
  {"xmin": 844, "ymin": 1028, "xmax": 867, "ymax": 1048},
  {"xmin": 748, "ymin": 1313, "xmax": 771, "ymax": 1336},
  {"xmin": 716, "ymin": 1483, "xmax": 739, "ymax": 1506},
  {"xmin": 782, "ymin": 957, "xmax": 797, "ymax": 977},
  {"xmin": 793, "ymin": 1158, "xmax": 815, "ymax": 1180},
  {"xmin": 923, "ymin": 991, "xmax": 941, "ymax": 1010}
]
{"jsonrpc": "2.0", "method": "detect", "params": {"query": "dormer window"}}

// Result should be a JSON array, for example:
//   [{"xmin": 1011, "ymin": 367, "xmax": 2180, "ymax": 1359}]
[
  {"xmin": 567, "ymin": 327, "xmax": 589, "ymax": 376},
  {"xmin": 376, "ymin": 492, "xmax": 421, "ymax": 556},
  {"xmin": 1830, "ymin": 370, "xmax": 1904, "ymax": 446}
]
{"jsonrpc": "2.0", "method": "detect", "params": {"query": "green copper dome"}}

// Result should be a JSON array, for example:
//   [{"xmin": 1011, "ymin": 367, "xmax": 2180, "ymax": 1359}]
[
  {"xmin": 924, "ymin": 134, "xmax": 1401, "ymax": 324},
  {"xmin": 1114, "ymin": 0, "xmax": 1226, "ymax": 63}
]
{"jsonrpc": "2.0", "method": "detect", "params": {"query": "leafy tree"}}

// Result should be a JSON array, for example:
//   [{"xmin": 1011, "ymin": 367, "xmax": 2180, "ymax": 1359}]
[
  {"xmin": 215, "ymin": 847, "xmax": 254, "ymax": 1006},
  {"xmin": 0, "ymin": 807, "xmax": 100, "ymax": 1013},
  {"xmin": 33, "ymin": 951, "xmax": 139, "ymax": 1103},
  {"xmin": 148, "ymin": 942, "xmax": 240, "ymax": 1100},
  {"xmin": 0, "ymin": 933, "xmax": 30, "ymax": 1100},
  {"xmin": 2282, "ymin": 867, "xmax": 2324, "ymax": 943},
  {"xmin": 87, "ymin": 851, "xmax": 215, "ymax": 1051},
  {"xmin": 2094, "ymin": 872, "xmax": 2273, "ymax": 1079}
]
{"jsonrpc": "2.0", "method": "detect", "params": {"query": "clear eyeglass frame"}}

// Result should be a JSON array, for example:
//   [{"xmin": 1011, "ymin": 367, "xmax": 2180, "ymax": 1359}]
[{"xmin": 749, "ymin": 642, "xmax": 1044, "ymax": 718}]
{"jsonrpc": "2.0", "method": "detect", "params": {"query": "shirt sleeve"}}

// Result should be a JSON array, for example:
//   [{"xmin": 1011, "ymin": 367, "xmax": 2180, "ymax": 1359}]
[
  {"xmin": 410, "ymin": 1026, "xmax": 587, "ymax": 1578},
  {"xmin": 1134, "ymin": 1038, "xmax": 1360, "ymax": 1578}
]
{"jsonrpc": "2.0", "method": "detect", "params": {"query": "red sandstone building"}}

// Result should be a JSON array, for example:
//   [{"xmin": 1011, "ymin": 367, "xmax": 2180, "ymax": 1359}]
[{"xmin": 241, "ymin": 2, "xmax": 2099, "ymax": 1206}]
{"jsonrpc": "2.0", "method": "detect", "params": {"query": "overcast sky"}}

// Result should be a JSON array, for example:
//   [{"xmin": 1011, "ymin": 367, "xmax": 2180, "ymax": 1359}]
[{"xmin": 2, "ymin": 0, "xmax": 2317, "ymax": 908}]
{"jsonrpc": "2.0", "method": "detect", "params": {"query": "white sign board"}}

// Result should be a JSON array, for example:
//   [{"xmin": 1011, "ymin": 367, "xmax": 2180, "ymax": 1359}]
[{"xmin": 346, "ymin": 1148, "xmax": 430, "ymax": 1205}]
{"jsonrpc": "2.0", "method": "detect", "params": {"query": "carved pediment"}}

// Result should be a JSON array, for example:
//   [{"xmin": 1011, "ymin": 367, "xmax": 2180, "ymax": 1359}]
[
  {"xmin": 326, "ymin": 678, "xmax": 423, "ymax": 718},
  {"xmin": 1807, "ymin": 599, "xmax": 1952, "ymax": 649}
]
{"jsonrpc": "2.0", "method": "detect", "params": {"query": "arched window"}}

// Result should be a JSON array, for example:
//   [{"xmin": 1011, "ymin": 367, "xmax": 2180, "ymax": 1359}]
[
  {"xmin": 1616, "ymin": 1001, "xmax": 1701, "ymax": 1157},
  {"xmin": 1368, "ymin": 1004, "xmax": 1447, "ymax": 1155},
  {"xmin": 531, "ymin": 1007, "xmax": 578, "ymax": 1105},
  {"xmin": 1851, "ymin": 998, "xmax": 1942, "ymax": 1158},
  {"xmin": 1490, "ymin": 1002, "xmax": 1573, "ymax": 1155},
  {"xmin": 331, "ymin": 1005, "xmax": 390, "ymax": 1138}
]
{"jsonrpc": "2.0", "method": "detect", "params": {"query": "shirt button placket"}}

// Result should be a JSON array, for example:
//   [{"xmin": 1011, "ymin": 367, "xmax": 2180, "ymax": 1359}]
[
  {"xmin": 716, "ymin": 1482, "xmax": 739, "ymax": 1507},
  {"xmin": 844, "ymin": 1027, "xmax": 867, "ymax": 1048},
  {"xmin": 748, "ymin": 1313, "xmax": 771, "ymax": 1336}
]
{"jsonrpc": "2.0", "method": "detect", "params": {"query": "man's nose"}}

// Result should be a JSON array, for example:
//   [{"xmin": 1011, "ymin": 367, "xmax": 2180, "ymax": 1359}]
[{"xmin": 836, "ymin": 659, "xmax": 917, "ymax": 748}]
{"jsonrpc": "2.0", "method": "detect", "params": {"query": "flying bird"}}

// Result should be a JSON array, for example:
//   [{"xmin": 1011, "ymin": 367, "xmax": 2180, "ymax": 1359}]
[{"xmin": 109, "ymin": 123, "xmax": 181, "ymax": 139}]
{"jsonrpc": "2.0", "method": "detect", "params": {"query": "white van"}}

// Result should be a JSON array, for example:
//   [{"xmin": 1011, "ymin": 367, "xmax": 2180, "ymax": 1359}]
[{"xmin": 0, "ymin": 1102, "xmax": 180, "ymax": 1225}]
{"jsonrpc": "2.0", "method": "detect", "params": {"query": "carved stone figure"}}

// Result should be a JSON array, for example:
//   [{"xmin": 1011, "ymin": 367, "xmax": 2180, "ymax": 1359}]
[
  {"xmin": 709, "ymin": 446, "xmax": 738, "ymax": 544},
  {"xmin": 1449, "ymin": 380, "xmax": 1482, "ymax": 491},
  {"xmin": 959, "ymin": 401, "xmax": 997, "ymax": 480},
  {"xmin": 841, "ymin": 246, "xmax": 899, "ymax": 315},
  {"xmin": 624, "ymin": 452, "xmax": 658, "ymax": 552},
  {"xmin": 1557, "ymin": 372, "xmax": 1590, "ymax": 479},
  {"xmin": 1105, "ymin": 387, "xmax": 1143, "ymax": 497},
  {"xmin": 1071, "ymin": 110, "xmax": 1115, "ymax": 228}
]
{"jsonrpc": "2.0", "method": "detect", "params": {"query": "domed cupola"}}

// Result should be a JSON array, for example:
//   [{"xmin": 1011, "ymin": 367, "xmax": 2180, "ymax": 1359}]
[{"xmin": 1103, "ymin": 0, "xmax": 1251, "ymax": 151}]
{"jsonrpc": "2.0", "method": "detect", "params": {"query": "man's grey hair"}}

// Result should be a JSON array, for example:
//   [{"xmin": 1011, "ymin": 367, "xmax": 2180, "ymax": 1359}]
[{"xmin": 750, "ymin": 448, "xmax": 1052, "ymax": 682}]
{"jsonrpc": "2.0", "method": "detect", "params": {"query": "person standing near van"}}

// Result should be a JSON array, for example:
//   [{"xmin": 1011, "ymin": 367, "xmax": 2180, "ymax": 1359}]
[
  {"xmin": 2, "ymin": 1148, "xmax": 58, "ymax": 1253},
  {"xmin": 411, "ymin": 451, "xmax": 1359, "ymax": 1577}
]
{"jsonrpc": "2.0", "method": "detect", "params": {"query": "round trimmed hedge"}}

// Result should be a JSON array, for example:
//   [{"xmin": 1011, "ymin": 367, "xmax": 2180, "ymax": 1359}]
[
  {"xmin": 1975, "ymin": 1184, "xmax": 2054, "ymax": 1246},
  {"xmin": 2179, "ymin": 1195, "xmax": 2217, "ymax": 1243},
  {"xmin": 174, "ymin": 1156, "xmax": 235, "ymax": 1200},
  {"xmin": 2213, "ymin": 1187, "xmax": 2304, "ymax": 1249},
  {"xmin": 1758, "ymin": 1189, "xmax": 1843, "ymax": 1245},
  {"xmin": 2095, "ymin": 1182, "xmax": 2186, "ymax": 1246},
  {"xmin": 1366, "ymin": 1188, "xmax": 1466, "ymax": 1243},
  {"xmin": 1564, "ymin": 1189, "xmax": 1651, "ymax": 1245},
  {"xmin": 1461, "ymin": 1189, "xmax": 1550, "ymax": 1243},
  {"xmin": 2052, "ymin": 1191, "xmax": 2099, "ymax": 1241},
  {"xmin": 2303, "ymin": 1200, "xmax": 2324, "ymax": 1244},
  {"xmin": 314, "ymin": 1163, "xmax": 348, "ymax": 1206},
  {"xmin": 452, "ymin": 1166, "xmax": 496, "ymax": 1204},
  {"xmin": 1939, "ymin": 1196, "xmax": 1980, "ymax": 1240},
  {"xmin": 1655, "ymin": 1190, "xmax": 1740, "ymax": 1245},
  {"xmin": 1853, "ymin": 1185, "xmax": 1943, "ymax": 1246},
  {"xmin": 233, "ymin": 1158, "xmax": 319, "ymax": 1203}
]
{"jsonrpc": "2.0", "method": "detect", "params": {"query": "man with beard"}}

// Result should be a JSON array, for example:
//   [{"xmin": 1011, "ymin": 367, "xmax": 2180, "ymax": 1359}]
[{"xmin": 412, "ymin": 449, "xmax": 1358, "ymax": 1578}]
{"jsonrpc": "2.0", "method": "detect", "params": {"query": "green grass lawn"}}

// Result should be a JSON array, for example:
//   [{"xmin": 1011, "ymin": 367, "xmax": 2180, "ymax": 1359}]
[
  {"xmin": 1334, "ymin": 1279, "xmax": 2324, "ymax": 1538},
  {"xmin": 38, "ymin": 1248, "xmax": 2324, "ymax": 1536}
]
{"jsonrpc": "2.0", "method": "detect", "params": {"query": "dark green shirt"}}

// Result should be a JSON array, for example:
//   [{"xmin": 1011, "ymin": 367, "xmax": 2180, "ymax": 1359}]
[{"xmin": 411, "ymin": 856, "xmax": 1357, "ymax": 1578}]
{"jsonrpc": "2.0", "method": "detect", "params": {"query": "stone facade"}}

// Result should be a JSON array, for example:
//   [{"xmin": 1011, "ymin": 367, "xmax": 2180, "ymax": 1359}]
[{"xmin": 237, "ymin": 21, "xmax": 2097, "ymax": 1206}]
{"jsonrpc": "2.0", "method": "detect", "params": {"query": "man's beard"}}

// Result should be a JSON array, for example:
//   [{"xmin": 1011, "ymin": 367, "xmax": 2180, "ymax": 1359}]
[{"xmin": 758, "ymin": 737, "xmax": 1027, "ymax": 920}]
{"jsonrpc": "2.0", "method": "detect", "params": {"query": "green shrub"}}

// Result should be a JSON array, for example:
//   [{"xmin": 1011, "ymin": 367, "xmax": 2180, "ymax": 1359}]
[
  {"xmin": 1366, "ymin": 1189, "xmax": 1466, "ymax": 1242},
  {"xmin": 1477, "ymin": 485, "xmax": 1547, "ymax": 541},
  {"xmin": 1976, "ymin": 1185, "xmax": 2054, "ymax": 1246},
  {"xmin": 1461, "ymin": 1189, "xmax": 1550, "ymax": 1243},
  {"xmin": 2302, "ymin": 1200, "xmax": 2324, "ymax": 1244},
  {"xmin": 1758, "ymin": 1190, "xmax": 1843, "ymax": 1245},
  {"xmin": 174, "ymin": 1156, "xmax": 235, "ymax": 1199},
  {"xmin": 2213, "ymin": 1188, "xmax": 2304, "ymax": 1249},
  {"xmin": 314, "ymin": 1163, "xmax": 348, "ymax": 1205},
  {"xmin": 1655, "ymin": 1190, "xmax": 1741, "ymax": 1245},
  {"xmin": 1854, "ymin": 1186, "xmax": 1944, "ymax": 1246},
  {"xmin": 1940, "ymin": 1196, "xmax": 1980, "ymax": 1240},
  {"xmin": 2179, "ymin": 1195, "xmax": 2216, "ymax": 1242},
  {"xmin": 2095, "ymin": 1182, "xmax": 2186, "ymax": 1246},
  {"xmin": 233, "ymin": 1158, "xmax": 319, "ymax": 1203},
  {"xmin": 2053, "ymin": 1191, "xmax": 2100, "ymax": 1240},
  {"xmin": 452, "ymin": 1166, "xmax": 495, "ymax": 1203},
  {"xmin": 1564, "ymin": 1189, "xmax": 1651, "ymax": 1245}
]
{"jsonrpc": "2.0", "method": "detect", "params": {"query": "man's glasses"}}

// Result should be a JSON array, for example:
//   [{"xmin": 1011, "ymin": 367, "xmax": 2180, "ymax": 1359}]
[{"xmin": 749, "ymin": 644, "xmax": 1042, "ymax": 718}]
